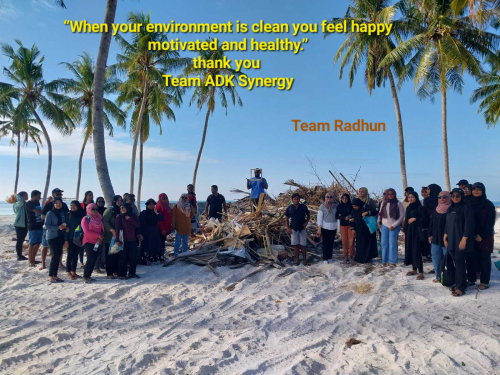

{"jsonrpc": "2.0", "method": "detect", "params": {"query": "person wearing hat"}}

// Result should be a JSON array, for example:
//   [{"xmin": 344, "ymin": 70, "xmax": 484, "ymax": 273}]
[
  {"xmin": 456, "ymin": 179, "xmax": 469, "ymax": 190},
  {"xmin": 40, "ymin": 188, "xmax": 69, "ymax": 270},
  {"xmin": 470, "ymin": 182, "xmax": 496, "ymax": 290},
  {"xmin": 247, "ymin": 169, "xmax": 268, "ymax": 210},
  {"xmin": 444, "ymin": 188, "xmax": 475, "ymax": 297}
]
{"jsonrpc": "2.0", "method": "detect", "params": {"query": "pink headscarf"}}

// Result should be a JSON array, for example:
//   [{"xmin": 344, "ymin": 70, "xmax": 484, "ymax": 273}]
[
  {"xmin": 86, "ymin": 203, "xmax": 103, "ymax": 229},
  {"xmin": 436, "ymin": 191, "xmax": 451, "ymax": 214}
]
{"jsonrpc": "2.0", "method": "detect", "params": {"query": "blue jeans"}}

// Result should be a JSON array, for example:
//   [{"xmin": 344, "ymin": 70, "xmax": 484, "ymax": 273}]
[
  {"xmin": 431, "ymin": 244, "xmax": 447, "ymax": 280},
  {"xmin": 381, "ymin": 224, "xmax": 400, "ymax": 264},
  {"xmin": 174, "ymin": 233, "xmax": 189, "ymax": 257}
]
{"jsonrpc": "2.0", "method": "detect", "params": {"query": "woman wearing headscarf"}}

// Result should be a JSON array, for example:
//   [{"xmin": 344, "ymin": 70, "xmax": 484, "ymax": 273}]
[
  {"xmin": 65, "ymin": 200, "xmax": 85, "ymax": 280},
  {"xmin": 156, "ymin": 193, "xmax": 173, "ymax": 255},
  {"xmin": 403, "ymin": 191, "xmax": 428, "ymax": 280},
  {"xmin": 428, "ymin": 191, "xmax": 451, "ymax": 282},
  {"xmin": 350, "ymin": 198, "xmax": 378, "ymax": 263},
  {"xmin": 45, "ymin": 198, "xmax": 69, "ymax": 283},
  {"xmin": 422, "ymin": 184, "xmax": 442, "ymax": 260},
  {"xmin": 95, "ymin": 197, "xmax": 106, "ymax": 215},
  {"xmin": 463, "ymin": 184, "xmax": 473, "ymax": 203},
  {"xmin": 102, "ymin": 195, "xmax": 123, "ymax": 278},
  {"xmin": 377, "ymin": 188, "xmax": 404, "ymax": 267},
  {"xmin": 81, "ymin": 191, "xmax": 94, "ymax": 209},
  {"xmin": 402, "ymin": 187, "xmax": 414, "ymax": 224},
  {"xmin": 316, "ymin": 191, "xmax": 338, "ymax": 263},
  {"xmin": 172, "ymin": 193, "xmax": 195, "ymax": 257},
  {"xmin": 93, "ymin": 196, "xmax": 107, "ymax": 273},
  {"xmin": 420, "ymin": 186, "xmax": 429, "ymax": 205},
  {"xmin": 13, "ymin": 191, "xmax": 28, "ymax": 261},
  {"xmin": 139, "ymin": 199, "xmax": 165, "ymax": 263},
  {"xmin": 115, "ymin": 203, "xmax": 141, "ymax": 279},
  {"xmin": 336, "ymin": 193, "xmax": 354, "ymax": 262},
  {"xmin": 444, "ymin": 188, "xmax": 475, "ymax": 297},
  {"xmin": 81, "ymin": 203, "xmax": 105, "ymax": 283},
  {"xmin": 470, "ymin": 182, "xmax": 496, "ymax": 290},
  {"xmin": 358, "ymin": 187, "xmax": 377, "ymax": 209}
]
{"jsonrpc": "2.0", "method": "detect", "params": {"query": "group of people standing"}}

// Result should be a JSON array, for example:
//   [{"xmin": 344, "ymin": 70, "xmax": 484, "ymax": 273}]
[
  {"xmin": 11, "ymin": 182, "xmax": 230, "ymax": 284},
  {"xmin": 283, "ymin": 180, "xmax": 496, "ymax": 297}
]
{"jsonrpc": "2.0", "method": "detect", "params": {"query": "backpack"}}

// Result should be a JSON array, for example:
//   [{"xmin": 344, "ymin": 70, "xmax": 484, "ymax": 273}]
[
  {"xmin": 73, "ymin": 216, "xmax": 90, "ymax": 247},
  {"xmin": 440, "ymin": 251, "xmax": 455, "ymax": 287}
]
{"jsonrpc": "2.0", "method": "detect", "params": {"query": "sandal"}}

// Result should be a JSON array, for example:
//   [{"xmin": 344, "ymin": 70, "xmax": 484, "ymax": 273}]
[
  {"xmin": 432, "ymin": 279, "xmax": 440, "ymax": 283},
  {"xmin": 476, "ymin": 284, "xmax": 489, "ymax": 290},
  {"xmin": 107, "ymin": 275, "xmax": 116, "ymax": 280},
  {"xmin": 416, "ymin": 274, "xmax": 424, "ymax": 280},
  {"xmin": 452, "ymin": 290, "xmax": 465, "ymax": 297},
  {"xmin": 406, "ymin": 271, "xmax": 417, "ymax": 276}
]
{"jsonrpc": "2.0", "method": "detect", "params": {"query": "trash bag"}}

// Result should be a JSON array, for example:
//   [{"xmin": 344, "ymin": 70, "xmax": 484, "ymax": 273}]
[
  {"xmin": 440, "ymin": 251, "xmax": 455, "ymax": 287},
  {"xmin": 363, "ymin": 216, "xmax": 378, "ymax": 234}
]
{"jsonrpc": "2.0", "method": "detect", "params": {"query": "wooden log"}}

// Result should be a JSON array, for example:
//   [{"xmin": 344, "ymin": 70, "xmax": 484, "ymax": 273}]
[{"xmin": 225, "ymin": 263, "xmax": 272, "ymax": 291}]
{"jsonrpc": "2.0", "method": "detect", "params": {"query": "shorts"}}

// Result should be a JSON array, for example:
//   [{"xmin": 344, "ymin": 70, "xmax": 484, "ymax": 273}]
[
  {"xmin": 41, "ymin": 230, "xmax": 48, "ymax": 247},
  {"xmin": 28, "ymin": 229, "xmax": 43, "ymax": 245},
  {"xmin": 291, "ymin": 229, "xmax": 307, "ymax": 246}
]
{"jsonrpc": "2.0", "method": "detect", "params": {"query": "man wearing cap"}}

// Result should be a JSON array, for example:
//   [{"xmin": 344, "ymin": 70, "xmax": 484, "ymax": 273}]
[
  {"xmin": 40, "ymin": 188, "xmax": 69, "ymax": 270},
  {"xmin": 247, "ymin": 168, "xmax": 268, "ymax": 209},
  {"xmin": 456, "ymin": 179, "xmax": 469, "ymax": 190}
]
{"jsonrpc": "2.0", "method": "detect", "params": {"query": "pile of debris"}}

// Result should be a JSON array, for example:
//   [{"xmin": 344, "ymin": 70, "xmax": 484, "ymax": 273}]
[{"xmin": 163, "ymin": 169, "xmax": 381, "ymax": 276}]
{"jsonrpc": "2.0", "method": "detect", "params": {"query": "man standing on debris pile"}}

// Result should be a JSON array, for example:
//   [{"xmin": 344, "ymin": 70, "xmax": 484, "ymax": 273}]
[
  {"xmin": 284, "ymin": 193, "xmax": 310, "ymax": 266},
  {"xmin": 205, "ymin": 185, "xmax": 228, "ymax": 222},
  {"xmin": 247, "ymin": 168, "xmax": 268, "ymax": 209}
]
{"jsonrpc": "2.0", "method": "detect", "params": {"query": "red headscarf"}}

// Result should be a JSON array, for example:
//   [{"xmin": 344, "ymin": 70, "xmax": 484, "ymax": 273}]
[{"xmin": 156, "ymin": 193, "xmax": 172, "ymax": 216}]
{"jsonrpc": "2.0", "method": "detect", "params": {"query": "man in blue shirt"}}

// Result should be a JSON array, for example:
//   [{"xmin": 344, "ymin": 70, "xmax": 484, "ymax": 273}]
[{"xmin": 247, "ymin": 168, "xmax": 268, "ymax": 209}]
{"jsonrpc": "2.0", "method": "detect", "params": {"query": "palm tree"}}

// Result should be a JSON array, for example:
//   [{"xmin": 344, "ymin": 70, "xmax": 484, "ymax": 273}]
[
  {"xmin": 0, "ymin": 98, "xmax": 42, "ymax": 193},
  {"xmin": 114, "ymin": 11, "xmax": 187, "ymax": 195},
  {"xmin": 92, "ymin": 0, "xmax": 118, "ymax": 205},
  {"xmin": 326, "ymin": 0, "xmax": 410, "ymax": 189},
  {"xmin": 52, "ymin": 53, "xmax": 126, "ymax": 200},
  {"xmin": 471, "ymin": 54, "xmax": 500, "ymax": 126},
  {"xmin": 183, "ymin": 42, "xmax": 243, "ymax": 188},
  {"xmin": 380, "ymin": 0, "xmax": 499, "ymax": 191},
  {"xmin": 0, "ymin": 40, "xmax": 75, "ymax": 203},
  {"xmin": 116, "ymin": 70, "xmax": 180, "ymax": 210}
]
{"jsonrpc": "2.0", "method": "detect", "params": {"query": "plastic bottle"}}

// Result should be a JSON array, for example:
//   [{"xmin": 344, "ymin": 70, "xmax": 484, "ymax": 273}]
[{"xmin": 93, "ymin": 242, "xmax": 99, "ymax": 252}]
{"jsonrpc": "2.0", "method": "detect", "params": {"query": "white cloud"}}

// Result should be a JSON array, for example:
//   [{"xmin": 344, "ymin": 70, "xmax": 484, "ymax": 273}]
[
  {"xmin": 0, "ymin": 0, "xmax": 21, "ymax": 20},
  {"xmin": 0, "ymin": 127, "xmax": 219, "ymax": 164},
  {"xmin": 31, "ymin": 0, "xmax": 56, "ymax": 10}
]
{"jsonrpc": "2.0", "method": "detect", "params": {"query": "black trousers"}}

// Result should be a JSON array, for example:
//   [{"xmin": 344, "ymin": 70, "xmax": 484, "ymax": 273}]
[
  {"xmin": 47, "ymin": 237, "xmax": 64, "ymax": 277},
  {"xmin": 476, "ymin": 251, "xmax": 492, "ymax": 285},
  {"xmin": 15, "ymin": 226, "xmax": 27, "ymax": 258},
  {"xmin": 450, "ymin": 250, "xmax": 475, "ymax": 292},
  {"xmin": 94, "ymin": 241, "xmax": 106, "ymax": 270},
  {"xmin": 321, "ymin": 228, "xmax": 336, "ymax": 261},
  {"xmin": 118, "ymin": 241, "xmax": 138, "ymax": 277},
  {"xmin": 105, "ymin": 243, "xmax": 119, "ymax": 276},
  {"xmin": 66, "ymin": 241, "xmax": 81, "ymax": 273},
  {"xmin": 160, "ymin": 235, "xmax": 167, "ymax": 252},
  {"xmin": 83, "ymin": 243, "xmax": 100, "ymax": 279}
]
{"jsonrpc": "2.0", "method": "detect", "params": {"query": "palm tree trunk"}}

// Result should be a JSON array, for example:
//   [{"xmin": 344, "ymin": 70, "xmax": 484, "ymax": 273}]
[
  {"xmin": 14, "ymin": 132, "xmax": 20, "ymax": 194},
  {"xmin": 441, "ymin": 87, "xmax": 451, "ymax": 191},
  {"xmin": 30, "ymin": 106, "xmax": 52, "ymax": 205},
  {"xmin": 387, "ymin": 71, "xmax": 408, "ymax": 190},
  {"xmin": 92, "ymin": 0, "xmax": 118, "ymax": 206},
  {"xmin": 76, "ymin": 132, "xmax": 90, "ymax": 201},
  {"xmin": 137, "ymin": 129, "xmax": 144, "ymax": 212},
  {"xmin": 130, "ymin": 78, "xmax": 148, "ymax": 195},
  {"xmin": 192, "ymin": 107, "xmax": 211, "ymax": 189}
]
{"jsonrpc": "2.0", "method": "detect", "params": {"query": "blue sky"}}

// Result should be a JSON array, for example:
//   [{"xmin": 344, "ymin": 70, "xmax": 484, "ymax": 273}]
[{"xmin": 0, "ymin": 0, "xmax": 499, "ymax": 202}]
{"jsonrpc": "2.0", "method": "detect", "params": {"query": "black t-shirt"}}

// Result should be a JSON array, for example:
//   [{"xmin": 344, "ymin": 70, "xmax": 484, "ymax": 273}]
[
  {"xmin": 25, "ymin": 200, "xmax": 43, "ymax": 230},
  {"xmin": 42, "ymin": 200, "xmax": 69, "ymax": 215},
  {"xmin": 285, "ymin": 204, "xmax": 310, "ymax": 231},
  {"xmin": 206, "ymin": 193, "xmax": 226, "ymax": 219}
]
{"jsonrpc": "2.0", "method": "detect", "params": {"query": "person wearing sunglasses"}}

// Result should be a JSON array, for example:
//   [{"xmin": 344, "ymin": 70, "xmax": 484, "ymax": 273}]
[
  {"xmin": 95, "ymin": 197, "xmax": 106, "ymax": 215},
  {"xmin": 470, "ymin": 182, "xmax": 496, "ymax": 291},
  {"xmin": 403, "ymin": 191, "xmax": 428, "ymax": 280},
  {"xmin": 126, "ymin": 194, "xmax": 139, "ymax": 216},
  {"xmin": 444, "ymin": 188, "xmax": 475, "ymax": 297},
  {"xmin": 139, "ymin": 199, "xmax": 165, "ymax": 264},
  {"xmin": 428, "ymin": 191, "xmax": 451, "ymax": 282},
  {"xmin": 172, "ymin": 194, "xmax": 195, "ymax": 257},
  {"xmin": 377, "ymin": 188, "xmax": 404, "ymax": 267},
  {"xmin": 336, "ymin": 193, "xmax": 354, "ymax": 262},
  {"xmin": 316, "ymin": 192, "xmax": 338, "ymax": 264},
  {"xmin": 81, "ymin": 203, "xmax": 105, "ymax": 283}
]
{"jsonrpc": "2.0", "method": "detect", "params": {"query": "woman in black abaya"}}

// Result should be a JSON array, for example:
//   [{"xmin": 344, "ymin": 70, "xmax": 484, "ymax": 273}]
[
  {"xmin": 350, "ymin": 198, "xmax": 378, "ymax": 263},
  {"xmin": 403, "ymin": 191, "xmax": 428, "ymax": 280}
]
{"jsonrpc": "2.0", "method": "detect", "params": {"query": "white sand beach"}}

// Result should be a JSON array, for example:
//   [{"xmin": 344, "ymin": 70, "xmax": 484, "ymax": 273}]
[{"xmin": 0, "ymin": 213, "xmax": 500, "ymax": 374}]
